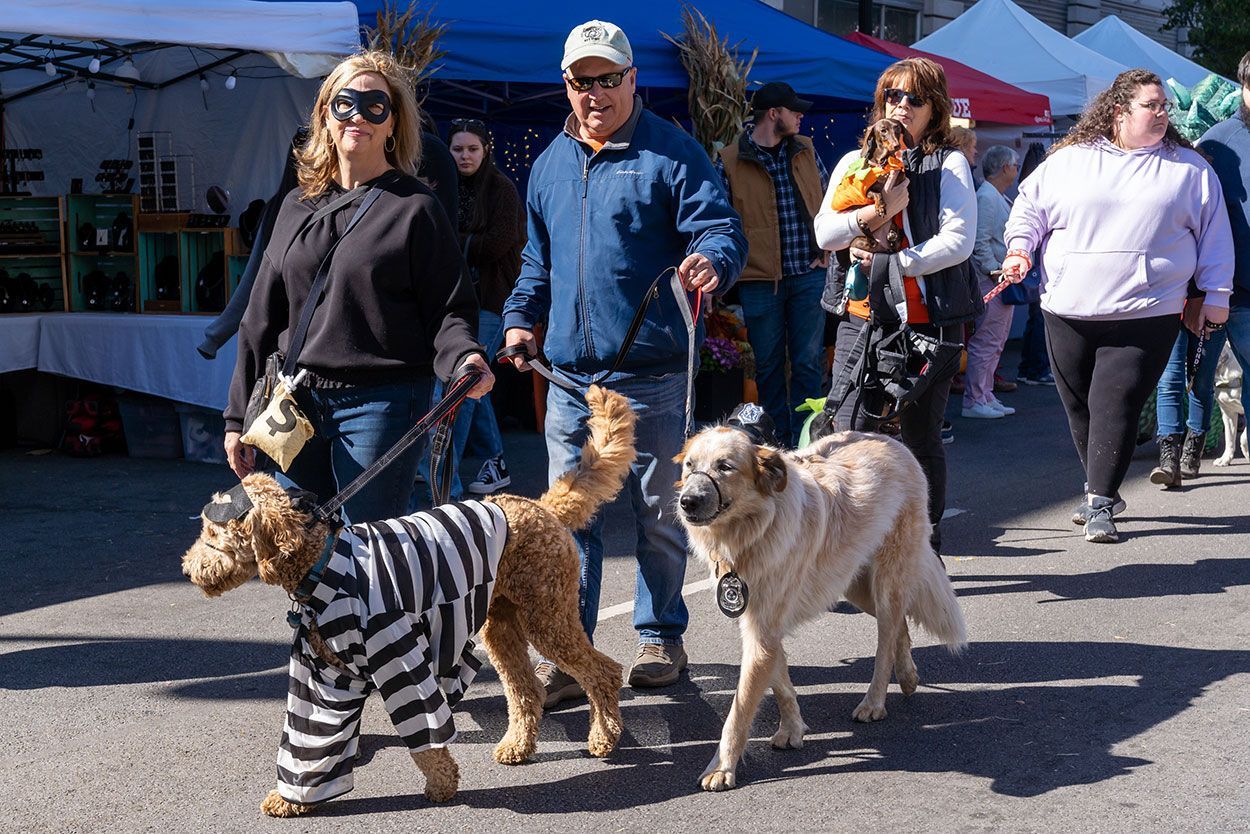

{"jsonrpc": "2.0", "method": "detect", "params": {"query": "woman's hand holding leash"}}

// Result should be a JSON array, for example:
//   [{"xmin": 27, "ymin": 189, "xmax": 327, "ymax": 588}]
[
  {"xmin": 1187, "ymin": 301, "xmax": 1228, "ymax": 337},
  {"xmin": 457, "ymin": 353, "xmax": 495, "ymax": 398},
  {"xmin": 225, "ymin": 431, "xmax": 256, "ymax": 479},
  {"xmin": 999, "ymin": 250, "xmax": 1031, "ymax": 284}
]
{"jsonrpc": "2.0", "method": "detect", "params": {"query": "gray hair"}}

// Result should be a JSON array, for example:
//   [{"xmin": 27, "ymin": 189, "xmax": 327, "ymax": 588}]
[{"xmin": 980, "ymin": 145, "xmax": 1019, "ymax": 179}]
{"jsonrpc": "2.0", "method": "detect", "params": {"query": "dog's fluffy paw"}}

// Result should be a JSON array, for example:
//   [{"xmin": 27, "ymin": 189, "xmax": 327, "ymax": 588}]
[
  {"xmin": 897, "ymin": 667, "xmax": 919, "ymax": 697},
  {"xmin": 1214, "ymin": 454, "xmax": 1234, "ymax": 467},
  {"xmin": 493, "ymin": 732, "xmax": 537, "ymax": 765},
  {"xmin": 700, "ymin": 768, "xmax": 737, "ymax": 792},
  {"xmin": 424, "ymin": 779, "xmax": 458, "ymax": 803},
  {"xmin": 587, "ymin": 718, "xmax": 621, "ymax": 758},
  {"xmin": 770, "ymin": 722, "xmax": 808, "ymax": 750},
  {"xmin": 260, "ymin": 790, "xmax": 313, "ymax": 818},
  {"xmin": 851, "ymin": 699, "xmax": 888, "ymax": 722}
]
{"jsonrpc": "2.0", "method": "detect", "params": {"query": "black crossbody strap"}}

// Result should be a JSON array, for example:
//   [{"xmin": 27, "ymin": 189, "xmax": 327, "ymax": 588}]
[{"xmin": 282, "ymin": 181, "xmax": 389, "ymax": 378}]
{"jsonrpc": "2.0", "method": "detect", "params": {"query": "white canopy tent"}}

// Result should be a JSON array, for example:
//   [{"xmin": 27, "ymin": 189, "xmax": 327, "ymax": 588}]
[
  {"xmin": 0, "ymin": 0, "xmax": 361, "ymax": 210},
  {"xmin": 914, "ymin": 0, "xmax": 1129, "ymax": 116},
  {"xmin": 1073, "ymin": 15, "xmax": 1228, "ymax": 89}
]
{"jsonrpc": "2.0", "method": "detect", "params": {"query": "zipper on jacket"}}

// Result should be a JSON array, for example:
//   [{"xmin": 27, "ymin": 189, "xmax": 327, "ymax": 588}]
[{"xmin": 578, "ymin": 152, "xmax": 593, "ymax": 357}]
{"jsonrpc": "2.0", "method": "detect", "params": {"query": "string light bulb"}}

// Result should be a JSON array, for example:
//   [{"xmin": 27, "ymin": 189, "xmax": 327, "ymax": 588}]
[
  {"xmin": 86, "ymin": 81, "xmax": 96, "ymax": 100},
  {"xmin": 199, "ymin": 73, "xmax": 209, "ymax": 92},
  {"xmin": 117, "ymin": 58, "xmax": 141, "ymax": 82},
  {"xmin": 88, "ymin": 55, "xmax": 101, "ymax": 74},
  {"xmin": 224, "ymin": 72, "xmax": 237, "ymax": 91},
  {"xmin": 44, "ymin": 59, "xmax": 55, "ymax": 77}
]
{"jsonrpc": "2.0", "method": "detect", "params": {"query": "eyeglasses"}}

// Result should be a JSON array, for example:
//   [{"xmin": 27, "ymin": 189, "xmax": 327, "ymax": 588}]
[
  {"xmin": 884, "ymin": 88, "xmax": 928, "ymax": 109},
  {"xmin": 564, "ymin": 67, "xmax": 633, "ymax": 93},
  {"xmin": 1133, "ymin": 100, "xmax": 1174, "ymax": 116}
]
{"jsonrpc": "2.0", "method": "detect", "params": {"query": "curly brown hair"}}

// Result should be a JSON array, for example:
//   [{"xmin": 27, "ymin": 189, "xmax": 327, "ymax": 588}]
[
  {"xmin": 1050, "ymin": 69, "xmax": 1193, "ymax": 155},
  {"xmin": 867, "ymin": 57, "xmax": 955, "ymax": 156}
]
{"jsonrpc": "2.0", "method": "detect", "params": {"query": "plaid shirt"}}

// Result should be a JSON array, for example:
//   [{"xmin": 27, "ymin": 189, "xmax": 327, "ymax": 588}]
[{"xmin": 717, "ymin": 135, "xmax": 829, "ymax": 278}]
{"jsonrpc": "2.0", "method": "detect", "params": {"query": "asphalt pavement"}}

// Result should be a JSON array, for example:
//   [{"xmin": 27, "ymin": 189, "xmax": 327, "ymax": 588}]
[{"xmin": 3, "ymin": 363, "xmax": 1249, "ymax": 833}]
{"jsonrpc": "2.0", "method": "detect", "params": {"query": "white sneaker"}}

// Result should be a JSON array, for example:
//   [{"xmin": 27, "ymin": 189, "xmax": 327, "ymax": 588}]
[
  {"xmin": 988, "ymin": 396, "xmax": 1016, "ymax": 416},
  {"xmin": 467, "ymin": 456, "xmax": 511, "ymax": 494},
  {"xmin": 961, "ymin": 402, "xmax": 1004, "ymax": 419}
]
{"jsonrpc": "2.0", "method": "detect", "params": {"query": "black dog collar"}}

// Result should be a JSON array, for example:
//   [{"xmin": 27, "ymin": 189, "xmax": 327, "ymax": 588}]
[{"xmin": 330, "ymin": 88, "xmax": 392, "ymax": 125}]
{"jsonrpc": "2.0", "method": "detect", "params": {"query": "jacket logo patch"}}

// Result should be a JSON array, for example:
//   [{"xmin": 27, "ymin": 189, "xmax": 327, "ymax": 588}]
[{"xmin": 615, "ymin": 170, "xmax": 645, "ymax": 176}]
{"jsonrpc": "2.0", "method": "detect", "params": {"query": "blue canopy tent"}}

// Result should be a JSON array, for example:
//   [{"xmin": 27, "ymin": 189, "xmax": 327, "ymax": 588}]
[{"xmin": 330, "ymin": 1, "xmax": 894, "ymax": 179}]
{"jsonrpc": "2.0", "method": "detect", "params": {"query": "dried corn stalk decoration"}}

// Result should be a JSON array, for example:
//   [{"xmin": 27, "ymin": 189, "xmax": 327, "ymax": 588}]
[
  {"xmin": 662, "ymin": 5, "xmax": 758, "ymax": 159},
  {"xmin": 365, "ymin": 0, "xmax": 448, "ymax": 89}
]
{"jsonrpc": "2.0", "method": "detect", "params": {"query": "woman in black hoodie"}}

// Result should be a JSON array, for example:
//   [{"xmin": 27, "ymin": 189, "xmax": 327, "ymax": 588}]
[{"xmin": 223, "ymin": 51, "xmax": 492, "ymax": 523}]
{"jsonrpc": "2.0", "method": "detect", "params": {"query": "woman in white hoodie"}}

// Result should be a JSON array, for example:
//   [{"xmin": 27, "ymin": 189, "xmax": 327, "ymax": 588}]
[{"xmin": 1000, "ymin": 69, "xmax": 1235, "ymax": 544}]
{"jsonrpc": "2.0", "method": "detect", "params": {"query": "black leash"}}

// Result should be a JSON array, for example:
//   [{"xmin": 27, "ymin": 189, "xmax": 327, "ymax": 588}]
[
  {"xmin": 496, "ymin": 266, "xmax": 698, "ymax": 434},
  {"xmin": 312, "ymin": 369, "xmax": 482, "ymax": 524}
]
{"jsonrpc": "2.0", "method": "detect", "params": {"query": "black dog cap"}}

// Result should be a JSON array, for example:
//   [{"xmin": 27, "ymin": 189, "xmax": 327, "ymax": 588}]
[
  {"xmin": 203, "ymin": 483, "xmax": 254, "ymax": 523},
  {"xmin": 726, "ymin": 402, "xmax": 778, "ymax": 447}
]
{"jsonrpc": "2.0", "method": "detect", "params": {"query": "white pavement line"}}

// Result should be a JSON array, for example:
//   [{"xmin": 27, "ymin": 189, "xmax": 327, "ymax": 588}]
[{"xmin": 597, "ymin": 575, "xmax": 715, "ymax": 623}]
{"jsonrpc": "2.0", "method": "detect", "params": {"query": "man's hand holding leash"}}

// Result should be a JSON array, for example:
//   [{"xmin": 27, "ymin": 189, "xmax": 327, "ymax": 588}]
[
  {"xmin": 502, "ymin": 328, "xmax": 538, "ymax": 372},
  {"xmin": 457, "ymin": 353, "xmax": 496, "ymax": 398},
  {"xmin": 679, "ymin": 253, "xmax": 720, "ymax": 293}
]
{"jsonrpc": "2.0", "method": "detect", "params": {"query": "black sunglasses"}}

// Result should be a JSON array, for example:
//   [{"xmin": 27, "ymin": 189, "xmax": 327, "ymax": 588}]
[
  {"xmin": 885, "ymin": 88, "xmax": 928, "ymax": 108},
  {"xmin": 450, "ymin": 117, "xmax": 486, "ymax": 130},
  {"xmin": 564, "ymin": 67, "xmax": 633, "ymax": 93}
]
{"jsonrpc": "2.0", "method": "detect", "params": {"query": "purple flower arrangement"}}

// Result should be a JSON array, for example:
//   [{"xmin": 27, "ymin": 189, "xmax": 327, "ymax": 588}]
[{"xmin": 700, "ymin": 336, "xmax": 755, "ymax": 376}]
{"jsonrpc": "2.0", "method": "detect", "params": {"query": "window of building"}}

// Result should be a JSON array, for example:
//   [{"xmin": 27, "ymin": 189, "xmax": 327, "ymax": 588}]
[{"xmin": 795, "ymin": 0, "xmax": 921, "ymax": 44}]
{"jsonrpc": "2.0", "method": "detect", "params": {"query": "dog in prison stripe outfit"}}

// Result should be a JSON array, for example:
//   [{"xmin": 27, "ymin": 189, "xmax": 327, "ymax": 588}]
[
  {"xmin": 278, "ymin": 501, "xmax": 506, "ymax": 805},
  {"xmin": 183, "ymin": 385, "xmax": 634, "ymax": 818}
]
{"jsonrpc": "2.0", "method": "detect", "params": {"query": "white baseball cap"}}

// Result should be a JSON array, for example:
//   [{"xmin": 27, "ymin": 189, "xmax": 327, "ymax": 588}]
[{"xmin": 561, "ymin": 20, "xmax": 633, "ymax": 72}]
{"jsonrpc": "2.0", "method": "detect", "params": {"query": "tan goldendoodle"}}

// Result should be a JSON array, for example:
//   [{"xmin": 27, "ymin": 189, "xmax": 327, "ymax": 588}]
[{"xmin": 183, "ymin": 386, "xmax": 633, "ymax": 817}]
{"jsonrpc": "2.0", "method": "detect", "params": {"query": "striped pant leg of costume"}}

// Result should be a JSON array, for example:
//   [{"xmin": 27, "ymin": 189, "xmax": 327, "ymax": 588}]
[
  {"xmin": 368, "ymin": 619, "xmax": 458, "ymax": 751},
  {"xmin": 275, "ymin": 642, "xmax": 372, "ymax": 805}
]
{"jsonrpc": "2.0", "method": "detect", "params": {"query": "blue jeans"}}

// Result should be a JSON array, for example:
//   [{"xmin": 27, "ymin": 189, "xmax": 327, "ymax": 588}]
[
  {"xmin": 415, "ymin": 312, "xmax": 506, "ymax": 503},
  {"xmin": 1156, "ymin": 327, "xmax": 1229, "ymax": 435},
  {"xmin": 1226, "ymin": 304, "xmax": 1250, "ymax": 414},
  {"xmin": 545, "ymin": 371, "xmax": 689, "ymax": 645},
  {"xmin": 279, "ymin": 379, "xmax": 432, "ymax": 526},
  {"xmin": 738, "ymin": 268, "xmax": 827, "ymax": 446},
  {"xmin": 1018, "ymin": 301, "xmax": 1051, "ymax": 378}
]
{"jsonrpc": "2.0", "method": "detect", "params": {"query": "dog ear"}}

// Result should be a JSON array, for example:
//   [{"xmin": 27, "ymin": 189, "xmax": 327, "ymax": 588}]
[
  {"xmin": 754, "ymin": 447, "xmax": 788, "ymax": 494},
  {"xmin": 672, "ymin": 437, "xmax": 693, "ymax": 466},
  {"xmin": 863, "ymin": 127, "xmax": 880, "ymax": 163}
]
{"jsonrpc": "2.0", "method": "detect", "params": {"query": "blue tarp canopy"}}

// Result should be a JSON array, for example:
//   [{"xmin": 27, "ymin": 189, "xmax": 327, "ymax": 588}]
[{"xmin": 348, "ymin": 0, "xmax": 893, "ymax": 104}]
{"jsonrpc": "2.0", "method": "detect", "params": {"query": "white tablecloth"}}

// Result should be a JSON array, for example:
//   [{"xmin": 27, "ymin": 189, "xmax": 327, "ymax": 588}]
[
  {"xmin": 0, "ymin": 313, "xmax": 44, "ymax": 373},
  {"xmin": 10, "ymin": 312, "xmax": 238, "ymax": 411}
]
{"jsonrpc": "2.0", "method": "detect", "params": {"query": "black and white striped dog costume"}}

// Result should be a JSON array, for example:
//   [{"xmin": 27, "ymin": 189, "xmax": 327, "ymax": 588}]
[{"xmin": 277, "ymin": 500, "xmax": 507, "ymax": 805}]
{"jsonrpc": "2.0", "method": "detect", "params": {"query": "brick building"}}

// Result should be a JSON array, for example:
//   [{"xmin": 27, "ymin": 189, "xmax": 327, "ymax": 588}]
[{"xmin": 764, "ymin": 0, "xmax": 1186, "ymax": 54}]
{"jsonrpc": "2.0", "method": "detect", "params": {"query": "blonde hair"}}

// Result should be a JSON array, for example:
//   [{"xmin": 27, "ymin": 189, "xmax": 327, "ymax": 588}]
[
  {"xmin": 296, "ymin": 50, "xmax": 423, "ymax": 200},
  {"xmin": 950, "ymin": 125, "xmax": 977, "ymax": 153}
]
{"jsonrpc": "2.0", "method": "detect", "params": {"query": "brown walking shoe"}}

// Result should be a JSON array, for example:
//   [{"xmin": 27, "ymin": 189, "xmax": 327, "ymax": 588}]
[
  {"xmin": 627, "ymin": 643, "xmax": 688, "ymax": 688},
  {"xmin": 535, "ymin": 661, "xmax": 584, "ymax": 710}
]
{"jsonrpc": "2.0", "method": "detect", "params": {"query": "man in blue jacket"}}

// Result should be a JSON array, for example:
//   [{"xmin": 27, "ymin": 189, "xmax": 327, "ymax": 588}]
[{"xmin": 502, "ymin": 19, "xmax": 746, "ymax": 708}]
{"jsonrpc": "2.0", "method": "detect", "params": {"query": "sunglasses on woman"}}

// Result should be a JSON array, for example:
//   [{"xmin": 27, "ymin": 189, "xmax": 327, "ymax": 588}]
[
  {"xmin": 884, "ymin": 88, "xmax": 928, "ymax": 108},
  {"xmin": 564, "ymin": 67, "xmax": 633, "ymax": 93}
]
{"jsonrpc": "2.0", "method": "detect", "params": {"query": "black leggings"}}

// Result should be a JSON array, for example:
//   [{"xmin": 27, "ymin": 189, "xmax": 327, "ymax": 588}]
[
  {"xmin": 831, "ymin": 315, "xmax": 959, "ymax": 555},
  {"xmin": 1043, "ymin": 311, "xmax": 1181, "ymax": 499}
]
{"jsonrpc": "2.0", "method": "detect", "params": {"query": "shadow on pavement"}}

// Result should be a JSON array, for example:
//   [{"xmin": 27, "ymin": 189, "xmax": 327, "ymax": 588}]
[
  {"xmin": 291, "ymin": 639, "xmax": 1250, "ymax": 813},
  {"xmin": 952, "ymin": 557, "xmax": 1250, "ymax": 602}
]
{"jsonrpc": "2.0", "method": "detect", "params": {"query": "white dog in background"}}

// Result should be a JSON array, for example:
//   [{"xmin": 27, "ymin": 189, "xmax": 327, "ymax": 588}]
[{"xmin": 1214, "ymin": 344, "xmax": 1247, "ymax": 466}]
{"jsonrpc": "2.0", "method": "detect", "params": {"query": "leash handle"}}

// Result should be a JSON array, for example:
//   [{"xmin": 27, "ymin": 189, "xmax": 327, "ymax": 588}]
[{"xmin": 314, "ymin": 370, "xmax": 482, "ymax": 523}]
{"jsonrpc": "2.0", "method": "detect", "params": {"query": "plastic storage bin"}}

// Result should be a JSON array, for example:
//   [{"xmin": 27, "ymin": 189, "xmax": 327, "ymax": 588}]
[
  {"xmin": 117, "ymin": 393, "xmax": 184, "ymax": 459},
  {"xmin": 176, "ymin": 403, "xmax": 228, "ymax": 465}
]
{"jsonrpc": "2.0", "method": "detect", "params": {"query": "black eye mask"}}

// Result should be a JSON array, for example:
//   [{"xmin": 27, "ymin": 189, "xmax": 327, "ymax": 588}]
[{"xmin": 329, "ymin": 88, "xmax": 392, "ymax": 125}]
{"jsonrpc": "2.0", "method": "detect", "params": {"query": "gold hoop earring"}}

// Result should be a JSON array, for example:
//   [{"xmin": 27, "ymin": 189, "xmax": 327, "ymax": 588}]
[{"xmin": 385, "ymin": 135, "xmax": 396, "ymax": 153}]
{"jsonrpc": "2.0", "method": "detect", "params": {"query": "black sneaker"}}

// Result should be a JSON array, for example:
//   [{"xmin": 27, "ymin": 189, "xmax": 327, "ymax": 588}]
[
  {"xmin": 467, "ymin": 456, "xmax": 511, "ymax": 495},
  {"xmin": 1070, "ymin": 491, "xmax": 1126, "ymax": 525},
  {"xmin": 627, "ymin": 643, "xmax": 687, "ymax": 688},
  {"xmin": 535, "ymin": 661, "xmax": 584, "ymax": 710},
  {"xmin": 1084, "ymin": 495, "xmax": 1119, "ymax": 543}
]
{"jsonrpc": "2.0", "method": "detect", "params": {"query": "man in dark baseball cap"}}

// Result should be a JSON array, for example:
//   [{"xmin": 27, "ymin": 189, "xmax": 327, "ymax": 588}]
[
  {"xmin": 751, "ymin": 81, "xmax": 813, "ymax": 113},
  {"xmin": 714, "ymin": 80, "xmax": 829, "ymax": 446}
]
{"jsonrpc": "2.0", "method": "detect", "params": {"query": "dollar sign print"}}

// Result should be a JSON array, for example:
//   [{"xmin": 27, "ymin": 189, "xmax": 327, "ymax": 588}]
[{"xmin": 265, "ymin": 398, "xmax": 300, "ymax": 436}]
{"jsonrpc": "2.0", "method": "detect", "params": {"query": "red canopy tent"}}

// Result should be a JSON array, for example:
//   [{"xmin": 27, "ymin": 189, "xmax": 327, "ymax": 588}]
[{"xmin": 843, "ymin": 31, "xmax": 1052, "ymax": 126}]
